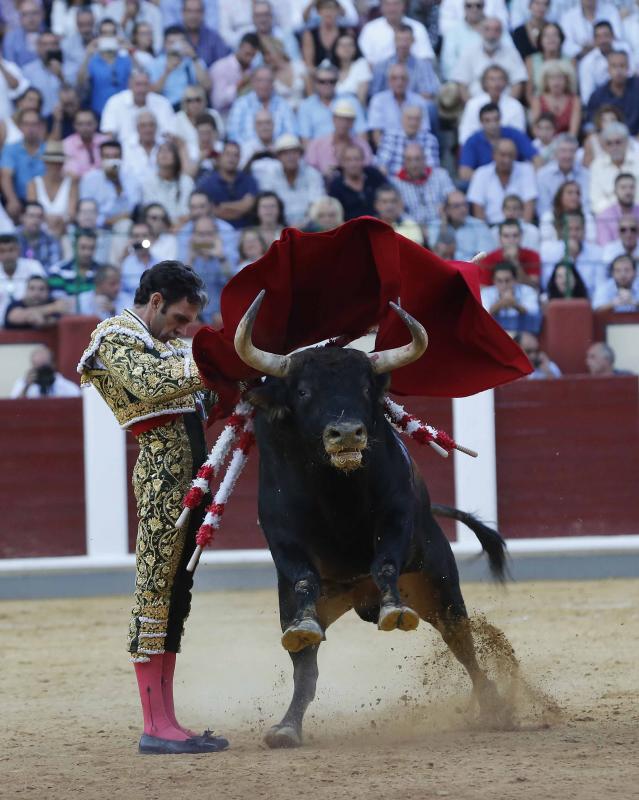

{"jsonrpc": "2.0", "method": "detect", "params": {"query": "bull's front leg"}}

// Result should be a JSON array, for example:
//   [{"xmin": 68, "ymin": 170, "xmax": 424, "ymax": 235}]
[{"xmin": 372, "ymin": 508, "xmax": 419, "ymax": 632}]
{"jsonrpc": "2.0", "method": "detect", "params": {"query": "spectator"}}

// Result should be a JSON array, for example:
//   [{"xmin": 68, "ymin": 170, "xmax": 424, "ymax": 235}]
[
  {"xmin": 302, "ymin": 0, "xmax": 352, "ymax": 69},
  {"xmin": 237, "ymin": 226, "xmax": 268, "ymax": 269},
  {"xmin": 0, "ymin": 60, "xmax": 31, "ymax": 131},
  {"xmin": 601, "ymin": 215, "xmax": 639, "ymax": 264},
  {"xmin": 187, "ymin": 214, "xmax": 234, "ymax": 325},
  {"xmin": 539, "ymin": 180, "xmax": 594, "ymax": 244},
  {"xmin": 0, "ymin": 232, "xmax": 46, "ymax": 322},
  {"xmin": 328, "ymin": 144, "xmax": 387, "ymax": 221},
  {"xmin": 141, "ymin": 140, "xmax": 195, "ymax": 225},
  {"xmin": 48, "ymin": 229, "xmax": 101, "ymax": 308},
  {"xmin": 480, "ymin": 261, "xmax": 541, "ymax": 334},
  {"xmin": 452, "ymin": 18, "xmax": 527, "ymax": 101},
  {"xmin": 119, "ymin": 221, "xmax": 158, "ymax": 299},
  {"xmin": 585, "ymin": 342, "xmax": 631, "ymax": 376},
  {"xmin": 79, "ymin": 140, "xmax": 142, "ymax": 234},
  {"xmin": 440, "ymin": 0, "xmax": 489, "ymax": 82},
  {"xmin": 369, "ymin": 24, "xmax": 440, "ymax": 109},
  {"xmin": 531, "ymin": 112, "xmax": 558, "ymax": 166},
  {"xmin": 536, "ymin": 134, "xmax": 588, "ymax": 217},
  {"xmin": 77, "ymin": 264, "xmax": 128, "ymax": 320},
  {"xmin": 78, "ymin": 32, "xmax": 132, "ymax": 117},
  {"xmin": 21, "ymin": 32, "xmax": 64, "ymax": 118},
  {"xmin": 428, "ymin": 190, "xmax": 494, "ymax": 262},
  {"xmin": 467, "ymin": 138, "xmax": 538, "ymax": 224},
  {"xmin": 331, "ymin": 32, "xmax": 371, "ymax": 108},
  {"xmin": 458, "ymin": 65, "xmax": 527, "ymax": 144},
  {"xmin": 432, "ymin": 228, "xmax": 457, "ymax": 260},
  {"xmin": 459, "ymin": 102, "xmax": 539, "ymax": 183},
  {"xmin": 0, "ymin": 108, "xmax": 46, "ymax": 219},
  {"xmin": 190, "ymin": 112, "xmax": 222, "ymax": 178},
  {"xmin": 63, "ymin": 108, "xmax": 108, "ymax": 179},
  {"xmin": 25, "ymin": 140, "xmax": 77, "ymax": 238},
  {"xmin": 578, "ymin": 21, "xmax": 633, "ymax": 105},
  {"xmin": 373, "ymin": 183, "xmax": 424, "ymax": 244},
  {"xmin": 122, "ymin": 109, "xmax": 160, "ymax": 186},
  {"xmin": 304, "ymin": 196, "xmax": 345, "ymax": 232},
  {"xmin": 100, "ymin": 71, "xmax": 175, "ymax": 147},
  {"xmin": 596, "ymin": 173, "xmax": 639, "ymax": 246},
  {"xmin": 10, "ymin": 344, "xmax": 80, "ymax": 398},
  {"xmin": 182, "ymin": 0, "xmax": 231, "ymax": 67},
  {"xmin": 4, "ymin": 274, "xmax": 68, "ymax": 329},
  {"xmin": 529, "ymin": 60, "xmax": 581, "ymax": 137},
  {"xmin": 368, "ymin": 63, "xmax": 431, "ymax": 147},
  {"xmin": 256, "ymin": 134, "xmax": 324, "ymax": 228},
  {"xmin": 559, "ymin": 0, "xmax": 621, "ymax": 59},
  {"xmin": 209, "ymin": 33, "xmax": 260, "ymax": 114},
  {"xmin": 60, "ymin": 6, "xmax": 96, "ymax": 86},
  {"xmin": 49, "ymin": 84, "xmax": 81, "ymax": 142},
  {"xmin": 438, "ymin": 0, "xmax": 509, "ymax": 37},
  {"xmin": 240, "ymin": 109, "xmax": 277, "ymax": 175},
  {"xmin": 586, "ymin": 52, "xmax": 639, "ymax": 137},
  {"xmin": 391, "ymin": 143, "xmax": 455, "ymax": 230},
  {"xmin": 540, "ymin": 211, "xmax": 604, "ymax": 293},
  {"xmin": 592, "ymin": 254, "xmax": 639, "ymax": 312},
  {"xmin": 297, "ymin": 59, "xmax": 366, "ymax": 144},
  {"xmin": 261, "ymin": 36, "xmax": 307, "ymax": 111},
  {"xmin": 3, "ymin": 0, "xmax": 43, "ymax": 67},
  {"xmin": 227, "ymin": 66, "xmax": 297, "ymax": 144},
  {"xmin": 251, "ymin": 191, "xmax": 286, "ymax": 244},
  {"xmin": 173, "ymin": 87, "xmax": 223, "ymax": 168},
  {"xmin": 581, "ymin": 104, "xmax": 633, "ymax": 169},
  {"xmin": 515, "ymin": 330, "xmax": 561, "ymax": 378},
  {"xmin": 358, "ymin": 0, "xmax": 434, "ymax": 66},
  {"xmin": 98, "ymin": 0, "xmax": 164, "ymax": 54},
  {"xmin": 128, "ymin": 21, "xmax": 155, "ymax": 73},
  {"xmin": 375, "ymin": 105, "xmax": 439, "ymax": 176},
  {"xmin": 15, "ymin": 201, "xmax": 62, "ymax": 269},
  {"xmin": 497, "ymin": 193, "xmax": 541, "ymax": 250},
  {"xmin": 305, "ymin": 99, "xmax": 373, "ymax": 180},
  {"xmin": 525, "ymin": 22, "xmax": 571, "ymax": 103},
  {"xmin": 176, "ymin": 190, "xmax": 239, "ymax": 267},
  {"xmin": 65, "ymin": 198, "xmax": 102, "ymax": 261},
  {"xmin": 590, "ymin": 123, "xmax": 639, "ymax": 215},
  {"xmin": 196, "ymin": 140, "xmax": 259, "ymax": 229},
  {"xmin": 545, "ymin": 259, "xmax": 589, "ymax": 300},
  {"xmin": 149, "ymin": 25, "xmax": 211, "ymax": 109},
  {"xmin": 511, "ymin": 0, "xmax": 550, "ymax": 60},
  {"xmin": 479, "ymin": 218, "xmax": 541, "ymax": 287},
  {"xmin": 142, "ymin": 202, "xmax": 178, "ymax": 260}
]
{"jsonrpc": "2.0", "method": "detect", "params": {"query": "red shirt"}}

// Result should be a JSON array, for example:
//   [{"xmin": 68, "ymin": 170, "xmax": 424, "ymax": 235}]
[{"xmin": 479, "ymin": 248, "xmax": 541, "ymax": 286}]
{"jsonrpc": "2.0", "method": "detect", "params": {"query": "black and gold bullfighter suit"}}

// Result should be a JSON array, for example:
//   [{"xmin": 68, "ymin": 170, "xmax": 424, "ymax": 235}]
[{"xmin": 78, "ymin": 308, "xmax": 208, "ymax": 662}]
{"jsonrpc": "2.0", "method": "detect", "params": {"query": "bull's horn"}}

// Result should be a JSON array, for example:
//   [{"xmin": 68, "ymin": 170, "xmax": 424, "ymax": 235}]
[
  {"xmin": 368, "ymin": 302, "xmax": 428, "ymax": 375},
  {"xmin": 234, "ymin": 290, "xmax": 291, "ymax": 378}
]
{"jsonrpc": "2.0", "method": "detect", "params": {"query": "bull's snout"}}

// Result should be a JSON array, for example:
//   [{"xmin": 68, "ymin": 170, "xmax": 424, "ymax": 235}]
[{"xmin": 323, "ymin": 421, "xmax": 368, "ymax": 471}]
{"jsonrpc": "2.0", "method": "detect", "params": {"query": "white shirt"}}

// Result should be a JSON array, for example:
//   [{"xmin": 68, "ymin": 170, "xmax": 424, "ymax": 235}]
[
  {"xmin": 10, "ymin": 372, "xmax": 81, "ymax": 398},
  {"xmin": 601, "ymin": 240, "xmax": 639, "ymax": 264},
  {"xmin": 256, "ymin": 160, "xmax": 324, "ymax": 227},
  {"xmin": 100, "ymin": 90, "xmax": 176, "ymax": 148},
  {"xmin": 358, "ymin": 16, "xmax": 434, "ymax": 65},
  {"xmin": 173, "ymin": 108, "xmax": 224, "ymax": 162},
  {"xmin": 451, "ymin": 42, "xmax": 528, "ymax": 97},
  {"xmin": 578, "ymin": 43, "xmax": 634, "ymax": 103},
  {"xmin": 592, "ymin": 276, "xmax": 639, "ymax": 309},
  {"xmin": 0, "ymin": 59, "xmax": 29, "ymax": 121},
  {"xmin": 122, "ymin": 141, "xmax": 160, "ymax": 187},
  {"xmin": 560, "ymin": 2, "xmax": 622, "ymax": 58},
  {"xmin": 458, "ymin": 92, "xmax": 526, "ymax": 144},
  {"xmin": 336, "ymin": 58, "xmax": 372, "ymax": 97},
  {"xmin": 438, "ymin": 0, "xmax": 509, "ymax": 36},
  {"xmin": 467, "ymin": 162, "xmax": 538, "ymax": 225},
  {"xmin": 540, "ymin": 239, "xmax": 605, "ymax": 294},
  {"xmin": 0, "ymin": 258, "xmax": 46, "ymax": 322},
  {"xmin": 480, "ymin": 282, "xmax": 541, "ymax": 317},
  {"xmin": 589, "ymin": 151, "xmax": 639, "ymax": 215}
]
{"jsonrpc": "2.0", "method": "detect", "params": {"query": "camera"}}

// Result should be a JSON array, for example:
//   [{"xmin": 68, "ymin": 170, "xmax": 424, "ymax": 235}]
[
  {"xmin": 45, "ymin": 49, "xmax": 64, "ymax": 64},
  {"xmin": 34, "ymin": 364, "xmax": 56, "ymax": 396}
]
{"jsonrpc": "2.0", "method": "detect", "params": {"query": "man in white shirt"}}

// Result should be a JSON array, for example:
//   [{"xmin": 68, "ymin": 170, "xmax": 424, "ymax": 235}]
[
  {"xmin": 577, "ymin": 21, "xmax": 633, "ymax": 104},
  {"xmin": 467, "ymin": 139, "xmax": 538, "ymax": 224},
  {"xmin": 592, "ymin": 253, "xmax": 639, "ymax": 311},
  {"xmin": 559, "ymin": 0, "xmax": 622, "ymax": 58},
  {"xmin": 480, "ymin": 262, "xmax": 542, "ymax": 334},
  {"xmin": 540, "ymin": 211, "xmax": 604, "ymax": 292},
  {"xmin": 590, "ymin": 122, "xmax": 639, "ymax": 215},
  {"xmin": 100, "ymin": 71, "xmax": 175, "ymax": 148},
  {"xmin": 0, "ymin": 232, "xmax": 45, "ymax": 323},
  {"xmin": 458, "ymin": 65, "xmax": 526, "ymax": 144},
  {"xmin": 358, "ymin": 0, "xmax": 434, "ymax": 65},
  {"xmin": 10, "ymin": 344, "xmax": 80, "ymax": 398},
  {"xmin": 122, "ymin": 110, "xmax": 161, "ymax": 187},
  {"xmin": 451, "ymin": 18, "xmax": 527, "ymax": 100},
  {"xmin": 0, "ymin": 57, "xmax": 30, "ymax": 121}
]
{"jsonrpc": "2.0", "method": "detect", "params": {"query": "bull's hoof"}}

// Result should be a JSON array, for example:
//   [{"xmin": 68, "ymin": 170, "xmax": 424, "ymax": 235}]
[
  {"xmin": 281, "ymin": 618, "xmax": 324, "ymax": 652},
  {"xmin": 378, "ymin": 604, "xmax": 420, "ymax": 632},
  {"xmin": 264, "ymin": 724, "xmax": 302, "ymax": 749}
]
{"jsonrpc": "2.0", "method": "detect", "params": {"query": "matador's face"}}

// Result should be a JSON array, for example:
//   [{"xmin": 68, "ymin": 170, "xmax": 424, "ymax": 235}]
[{"xmin": 148, "ymin": 295, "xmax": 200, "ymax": 342}]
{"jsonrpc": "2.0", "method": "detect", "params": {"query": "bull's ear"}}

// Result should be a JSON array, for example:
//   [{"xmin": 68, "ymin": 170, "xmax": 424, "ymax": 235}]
[
  {"xmin": 375, "ymin": 373, "xmax": 391, "ymax": 401},
  {"xmin": 246, "ymin": 383, "xmax": 290, "ymax": 422}
]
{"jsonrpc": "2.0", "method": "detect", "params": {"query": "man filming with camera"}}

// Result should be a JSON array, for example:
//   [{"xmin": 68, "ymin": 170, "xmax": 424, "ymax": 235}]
[{"xmin": 10, "ymin": 344, "xmax": 80, "ymax": 398}]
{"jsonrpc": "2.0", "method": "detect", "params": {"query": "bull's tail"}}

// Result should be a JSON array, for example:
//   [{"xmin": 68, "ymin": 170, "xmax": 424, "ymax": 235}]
[{"xmin": 431, "ymin": 504, "xmax": 507, "ymax": 582}]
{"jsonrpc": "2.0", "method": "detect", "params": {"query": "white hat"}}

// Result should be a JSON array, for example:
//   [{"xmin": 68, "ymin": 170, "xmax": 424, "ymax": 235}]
[
  {"xmin": 332, "ymin": 99, "xmax": 356, "ymax": 119},
  {"xmin": 274, "ymin": 133, "xmax": 303, "ymax": 153}
]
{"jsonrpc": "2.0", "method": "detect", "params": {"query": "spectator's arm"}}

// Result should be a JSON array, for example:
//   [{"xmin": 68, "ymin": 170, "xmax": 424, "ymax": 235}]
[
  {"xmin": 0, "ymin": 58, "xmax": 19, "ymax": 90},
  {"xmin": 510, "ymin": 81, "xmax": 525, "ymax": 100},
  {"xmin": 301, "ymin": 29, "xmax": 315, "ymax": 70},
  {"xmin": 569, "ymin": 97, "xmax": 582, "ymax": 139},
  {"xmin": 0, "ymin": 166, "xmax": 21, "ymax": 220},
  {"xmin": 522, "ymin": 199, "xmax": 535, "ymax": 223},
  {"xmin": 212, "ymin": 193, "xmax": 256, "ymax": 221},
  {"xmin": 471, "ymin": 203, "xmax": 486, "ymax": 221}
]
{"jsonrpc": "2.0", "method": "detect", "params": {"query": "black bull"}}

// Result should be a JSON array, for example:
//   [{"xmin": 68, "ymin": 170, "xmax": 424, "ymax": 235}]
[{"xmin": 244, "ymin": 345, "xmax": 508, "ymax": 749}]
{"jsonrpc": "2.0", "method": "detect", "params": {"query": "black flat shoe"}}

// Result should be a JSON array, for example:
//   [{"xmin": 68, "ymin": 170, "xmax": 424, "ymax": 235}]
[
  {"xmin": 200, "ymin": 729, "xmax": 230, "ymax": 750},
  {"xmin": 138, "ymin": 733, "xmax": 228, "ymax": 754}
]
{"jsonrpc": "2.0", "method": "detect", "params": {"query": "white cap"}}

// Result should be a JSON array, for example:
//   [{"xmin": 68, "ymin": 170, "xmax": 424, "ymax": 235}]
[{"xmin": 274, "ymin": 133, "xmax": 303, "ymax": 153}]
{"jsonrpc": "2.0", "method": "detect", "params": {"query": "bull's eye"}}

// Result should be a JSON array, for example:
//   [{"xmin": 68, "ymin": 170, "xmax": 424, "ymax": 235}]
[
  {"xmin": 297, "ymin": 388, "xmax": 309, "ymax": 398},
  {"xmin": 363, "ymin": 386, "xmax": 370, "ymax": 398}
]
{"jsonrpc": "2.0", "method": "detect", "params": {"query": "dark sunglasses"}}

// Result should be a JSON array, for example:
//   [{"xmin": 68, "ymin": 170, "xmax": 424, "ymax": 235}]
[
  {"xmin": 619, "ymin": 226, "xmax": 637, "ymax": 232},
  {"xmin": 465, "ymin": 2, "xmax": 484, "ymax": 7},
  {"xmin": 185, "ymin": 96, "xmax": 203, "ymax": 102},
  {"xmin": 316, "ymin": 78, "xmax": 337, "ymax": 85}
]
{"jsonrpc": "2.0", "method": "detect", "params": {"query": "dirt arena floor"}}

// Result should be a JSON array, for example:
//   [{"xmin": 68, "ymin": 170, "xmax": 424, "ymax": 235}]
[{"xmin": 2, "ymin": 578, "xmax": 638, "ymax": 800}]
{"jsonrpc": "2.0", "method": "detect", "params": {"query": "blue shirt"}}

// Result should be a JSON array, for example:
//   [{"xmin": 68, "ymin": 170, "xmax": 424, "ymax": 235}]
[
  {"xmin": 22, "ymin": 60, "xmax": 62, "ymax": 118},
  {"xmin": 186, "ymin": 26, "xmax": 231, "ymax": 67},
  {"xmin": 177, "ymin": 218, "xmax": 239, "ymax": 268},
  {"xmin": 586, "ymin": 77, "xmax": 639, "ymax": 136},
  {"xmin": 367, "ymin": 90, "xmax": 430, "ymax": 134},
  {"xmin": 2, "ymin": 26, "xmax": 39, "ymax": 67},
  {"xmin": 297, "ymin": 94, "xmax": 368, "ymax": 140},
  {"xmin": 79, "ymin": 168, "xmax": 142, "ymax": 227},
  {"xmin": 195, "ymin": 170, "xmax": 259, "ymax": 228},
  {"xmin": 370, "ymin": 54, "xmax": 440, "ymax": 97},
  {"xmin": 460, "ymin": 126, "xmax": 538, "ymax": 170},
  {"xmin": 88, "ymin": 54, "xmax": 132, "ymax": 116},
  {"xmin": 227, "ymin": 92, "xmax": 298, "ymax": 143},
  {"xmin": 0, "ymin": 141, "xmax": 45, "ymax": 201},
  {"xmin": 149, "ymin": 54, "xmax": 203, "ymax": 107}
]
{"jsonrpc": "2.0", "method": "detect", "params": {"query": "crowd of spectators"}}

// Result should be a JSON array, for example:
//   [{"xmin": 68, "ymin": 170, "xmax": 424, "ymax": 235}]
[{"xmin": 0, "ymin": 0, "xmax": 638, "ymax": 365}]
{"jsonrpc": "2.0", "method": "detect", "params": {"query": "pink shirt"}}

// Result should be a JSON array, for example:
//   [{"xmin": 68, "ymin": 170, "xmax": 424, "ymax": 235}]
[
  {"xmin": 304, "ymin": 133, "xmax": 373, "ymax": 177},
  {"xmin": 595, "ymin": 203, "xmax": 639, "ymax": 246},
  {"xmin": 63, "ymin": 133, "xmax": 108, "ymax": 178},
  {"xmin": 210, "ymin": 54, "xmax": 246, "ymax": 113}
]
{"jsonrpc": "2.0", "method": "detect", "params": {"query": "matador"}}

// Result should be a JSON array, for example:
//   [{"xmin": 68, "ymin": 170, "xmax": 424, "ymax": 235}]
[{"xmin": 78, "ymin": 261, "xmax": 228, "ymax": 755}]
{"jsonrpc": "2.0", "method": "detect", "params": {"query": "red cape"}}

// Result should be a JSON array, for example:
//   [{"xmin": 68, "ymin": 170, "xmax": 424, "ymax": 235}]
[{"xmin": 193, "ymin": 217, "xmax": 532, "ymax": 415}]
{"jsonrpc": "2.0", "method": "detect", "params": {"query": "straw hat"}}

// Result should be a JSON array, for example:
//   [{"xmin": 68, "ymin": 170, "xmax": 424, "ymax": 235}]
[{"xmin": 42, "ymin": 140, "xmax": 65, "ymax": 163}]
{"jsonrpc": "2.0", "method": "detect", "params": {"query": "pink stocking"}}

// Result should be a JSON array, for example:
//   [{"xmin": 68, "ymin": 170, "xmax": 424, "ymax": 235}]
[
  {"xmin": 134, "ymin": 655, "xmax": 188, "ymax": 740},
  {"xmin": 161, "ymin": 652, "xmax": 198, "ymax": 737}
]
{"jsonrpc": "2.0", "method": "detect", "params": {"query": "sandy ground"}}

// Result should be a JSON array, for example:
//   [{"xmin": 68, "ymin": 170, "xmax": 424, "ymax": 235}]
[{"xmin": 2, "ymin": 578, "xmax": 638, "ymax": 800}]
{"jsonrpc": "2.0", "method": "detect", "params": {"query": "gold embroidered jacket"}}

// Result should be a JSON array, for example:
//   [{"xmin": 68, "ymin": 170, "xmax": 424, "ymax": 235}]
[{"xmin": 77, "ymin": 310, "xmax": 204, "ymax": 429}]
